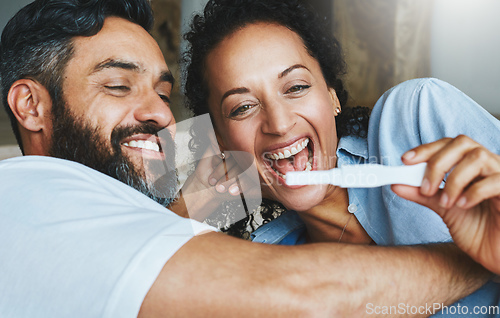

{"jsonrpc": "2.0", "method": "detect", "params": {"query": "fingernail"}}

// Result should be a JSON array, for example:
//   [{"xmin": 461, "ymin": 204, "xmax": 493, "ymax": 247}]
[
  {"xmin": 439, "ymin": 193, "xmax": 449, "ymax": 208},
  {"xmin": 209, "ymin": 177, "xmax": 217, "ymax": 186},
  {"xmin": 421, "ymin": 178, "xmax": 431, "ymax": 195},
  {"xmin": 402, "ymin": 151, "xmax": 416, "ymax": 161},
  {"xmin": 229, "ymin": 185, "xmax": 240, "ymax": 196},
  {"xmin": 457, "ymin": 197, "xmax": 467, "ymax": 208},
  {"xmin": 216, "ymin": 184, "xmax": 225, "ymax": 193}
]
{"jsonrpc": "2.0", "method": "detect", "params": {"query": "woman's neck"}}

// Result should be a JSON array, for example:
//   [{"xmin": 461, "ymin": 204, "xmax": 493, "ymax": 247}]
[{"xmin": 298, "ymin": 187, "xmax": 372, "ymax": 244}]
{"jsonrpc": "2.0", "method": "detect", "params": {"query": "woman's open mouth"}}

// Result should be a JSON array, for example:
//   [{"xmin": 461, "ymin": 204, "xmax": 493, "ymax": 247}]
[{"xmin": 262, "ymin": 137, "xmax": 314, "ymax": 182}]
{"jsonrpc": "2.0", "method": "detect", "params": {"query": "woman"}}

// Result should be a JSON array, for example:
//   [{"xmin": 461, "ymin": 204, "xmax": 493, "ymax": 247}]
[{"xmin": 182, "ymin": 0, "xmax": 500, "ymax": 257}]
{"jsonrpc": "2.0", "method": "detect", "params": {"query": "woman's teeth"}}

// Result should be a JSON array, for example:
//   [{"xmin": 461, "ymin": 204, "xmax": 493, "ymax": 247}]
[
  {"xmin": 267, "ymin": 139, "xmax": 314, "ymax": 180},
  {"xmin": 265, "ymin": 138, "xmax": 309, "ymax": 160},
  {"xmin": 274, "ymin": 160, "xmax": 312, "ymax": 180},
  {"xmin": 123, "ymin": 140, "xmax": 160, "ymax": 152}
]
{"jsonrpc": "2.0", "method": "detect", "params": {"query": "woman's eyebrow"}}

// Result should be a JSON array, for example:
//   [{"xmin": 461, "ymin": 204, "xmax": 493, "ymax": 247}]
[
  {"xmin": 220, "ymin": 87, "xmax": 250, "ymax": 105},
  {"xmin": 278, "ymin": 64, "xmax": 310, "ymax": 79}
]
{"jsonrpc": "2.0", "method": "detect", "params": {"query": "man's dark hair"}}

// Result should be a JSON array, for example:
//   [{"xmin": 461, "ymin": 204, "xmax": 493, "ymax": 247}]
[
  {"xmin": 183, "ymin": 0, "xmax": 370, "ymax": 143},
  {"xmin": 0, "ymin": 0, "xmax": 155, "ymax": 153}
]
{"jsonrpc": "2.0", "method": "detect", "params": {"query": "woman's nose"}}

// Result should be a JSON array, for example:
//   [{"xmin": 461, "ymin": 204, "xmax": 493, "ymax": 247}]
[{"xmin": 261, "ymin": 99, "xmax": 296, "ymax": 136}]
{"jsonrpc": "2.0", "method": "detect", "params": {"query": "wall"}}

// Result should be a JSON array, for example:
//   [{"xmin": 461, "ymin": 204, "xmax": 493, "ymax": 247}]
[
  {"xmin": 431, "ymin": 0, "xmax": 500, "ymax": 116},
  {"xmin": 1, "ymin": 0, "xmax": 499, "ymax": 150},
  {"xmin": 0, "ymin": 0, "xmax": 33, "ymax": 146}
]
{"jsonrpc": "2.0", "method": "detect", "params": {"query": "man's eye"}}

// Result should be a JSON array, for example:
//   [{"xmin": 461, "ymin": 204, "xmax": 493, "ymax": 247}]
[
  {"xmin": 105, "ymin": 85, "xmax": 130, "ymax": 92},
  {"xmin": 229, "ymin": 104, "xmax": 256, "ymax": 118},
  {"xmin": 286, "ymin": 85, "xmax": 310, "ymax": 94},
  {"xmin": 159, "ymin": 94, "xmax": 170, "ymax": 103}
]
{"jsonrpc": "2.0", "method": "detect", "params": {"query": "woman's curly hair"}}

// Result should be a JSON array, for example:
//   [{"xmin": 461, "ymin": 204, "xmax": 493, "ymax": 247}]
[
  {"xmin": 182, "ymin": 0, "xmax": 370, "ymax": 142},
  {"xmin": 182, "ymin": 0, "xmax": 371, "ymax": 237}
]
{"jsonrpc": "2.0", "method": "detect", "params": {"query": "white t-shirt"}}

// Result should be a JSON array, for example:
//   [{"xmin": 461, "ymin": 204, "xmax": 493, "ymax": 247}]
[{"xmin": 0, "ymin": 156, "xmax": 214, "ymax": 317}]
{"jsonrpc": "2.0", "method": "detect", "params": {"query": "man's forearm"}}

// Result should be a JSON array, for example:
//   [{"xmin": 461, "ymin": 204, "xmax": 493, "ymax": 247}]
[
  {"xmin": 140, "ymin": 233, "xmax": 490, "ymax": 317},
  {"xmin": 327, "ymin": 242, "xmax": 490, "ymax": 317}
]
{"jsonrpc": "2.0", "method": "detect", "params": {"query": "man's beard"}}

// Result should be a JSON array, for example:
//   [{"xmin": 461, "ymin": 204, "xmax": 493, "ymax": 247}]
[{"xmin": 49, "ymin": 101, "xmax": 178, "ymax": 207}]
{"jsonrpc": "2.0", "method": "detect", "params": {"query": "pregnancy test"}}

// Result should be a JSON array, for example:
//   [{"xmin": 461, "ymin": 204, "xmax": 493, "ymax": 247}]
[{"xmin": 286, "ymin": 163, "xmax": 428, "ymax": 188}]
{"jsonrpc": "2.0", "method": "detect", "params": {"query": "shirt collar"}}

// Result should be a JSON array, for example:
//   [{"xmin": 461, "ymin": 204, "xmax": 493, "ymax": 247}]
[{"xmin": 336, "ymin": 135, "xmax": 369, "ymax": 165}]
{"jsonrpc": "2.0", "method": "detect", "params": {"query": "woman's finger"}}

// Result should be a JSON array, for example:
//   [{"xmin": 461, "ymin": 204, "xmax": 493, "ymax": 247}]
[
  {"xmin": 455, "ymin": 173, "xmax": 500, "ymax": 210},
  {"xmin": 391, "ymin": 184, "xmax": 447, "ymax": 217},
  {"xmin": 401, "ymin": 138, "xmax": 452, "ymax": 164},
  {"xmin": 209, "ymin": 155, "xmax": 237, "ymax": 186},
  {"xmin": 440, "ymin": 147, "xmax": 500, "ymax": 208},
  {"xmin": 210, "ymin": 151, "xmax": 231, "ymax": 167},
  {"xmin": 404, "ymin": 136, "xmax": 484, "ymax": 197}
]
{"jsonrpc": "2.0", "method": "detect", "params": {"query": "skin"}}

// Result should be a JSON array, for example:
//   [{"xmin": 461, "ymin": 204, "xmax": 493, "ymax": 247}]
[
  {"xmin": 394, "ymin": 136, "xmax": 500, "ymax": 275},
  {"xmin": 206, "ymin": 23, "xmax": 338, "ymax": 210},
  {"xmin": 64, "ymin": 17, "xmax": 175, "ymax": 169},
  {"xmin": 8, "ymin": 17, "xmax": 176, "ymax": 174},
  {"xmin": 205, "ymin": 22, "xmax": 370, "ymax": 243},
  {"xmin": 7, "ymin": 17, "xmax": 493, "ymax": 317},
  {"xmin": 203, "ymin": 22, "xmax": 500, "ymax": 251}
]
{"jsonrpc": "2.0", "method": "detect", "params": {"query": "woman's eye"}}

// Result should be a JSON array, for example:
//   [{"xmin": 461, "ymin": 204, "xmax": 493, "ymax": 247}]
[
  {"xmin": 286, "ymin": 84, "xmax": 310, "ymax": 94},
  {"xmin": 228, "ymin": 104, "xmax": 256, "ymax": 118}
]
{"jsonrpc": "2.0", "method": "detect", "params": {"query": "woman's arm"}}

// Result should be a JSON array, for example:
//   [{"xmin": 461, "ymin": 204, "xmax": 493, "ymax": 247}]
[{"xmin": 394, "ymin": 135, "xmax": 500, "ymax": 275}]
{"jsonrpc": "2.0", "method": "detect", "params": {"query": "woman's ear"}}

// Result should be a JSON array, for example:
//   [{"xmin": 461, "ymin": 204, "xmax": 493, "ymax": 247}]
[
  {"xmin": 328, "ymin": 87, "xmax": 341, "ymax": 116},
  {"xmin": 7, "ymin": 79, "xmax": 52, "ymax": 132},
  {"xmin": 212, "ymin": 130, "xmax": 227, "ymax": 154}
]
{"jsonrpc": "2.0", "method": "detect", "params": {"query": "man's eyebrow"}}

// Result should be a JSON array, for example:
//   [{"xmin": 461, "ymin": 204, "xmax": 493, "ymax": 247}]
[
  {"xmin": 92, "ymin": 59, "xmax": 142, "ymax": 74},
  {"xmin": 220, "ymin": 87, "xmax": 250, "ymax": 105},
  {"xmin": 160, "ymin": 71, "xmax": 175, "ymax": 86},
  {"xmin": 278, "ymin": 64, "xmax": 310, "ymax": 79},
  {"xmin": 92, "ymin": 59, "xmax": 174, "ymax": 86}
]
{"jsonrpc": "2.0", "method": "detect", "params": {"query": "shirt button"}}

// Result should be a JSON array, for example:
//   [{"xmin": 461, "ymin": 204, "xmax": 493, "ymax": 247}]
[{"xmin": 348, "ymin": 204, "xmax": 357, "ymax": 214}]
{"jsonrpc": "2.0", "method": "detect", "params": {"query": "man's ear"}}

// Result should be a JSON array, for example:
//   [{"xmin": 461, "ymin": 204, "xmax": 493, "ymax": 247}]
[{"xmin": 7, "ymin": 79, "xmax": 52, "ymax": 132}]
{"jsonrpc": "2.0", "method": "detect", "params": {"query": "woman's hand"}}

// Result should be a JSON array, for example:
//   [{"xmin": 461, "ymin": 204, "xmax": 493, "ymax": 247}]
[
  {"xmin": 392, "ymin": 135, "xmax": 500, "ymax": 274},
  {"xmin": 169, "ymin": 146, "xmax": 259, "ymax": 222}
]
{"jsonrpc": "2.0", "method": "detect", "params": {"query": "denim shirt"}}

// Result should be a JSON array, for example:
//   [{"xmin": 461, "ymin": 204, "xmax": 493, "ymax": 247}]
[{"xmin": 251, "ymin": 78, "xmax": 500, "ymax": 317}]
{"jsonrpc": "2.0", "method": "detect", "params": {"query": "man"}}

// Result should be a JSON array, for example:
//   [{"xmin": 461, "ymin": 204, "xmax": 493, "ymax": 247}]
[{"xmin": 0, "ymin": 0, "xmax": 496, "ymax": 317}]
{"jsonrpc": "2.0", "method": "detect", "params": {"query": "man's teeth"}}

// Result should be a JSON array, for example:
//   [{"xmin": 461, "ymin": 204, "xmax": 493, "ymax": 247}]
[
  {"xmin": 123, "ymin": 140, "xmax": 160, "ymax": 152},
  {"xmin": 266, "ymin": 138, "xmax": 309, "ymax": 160}
]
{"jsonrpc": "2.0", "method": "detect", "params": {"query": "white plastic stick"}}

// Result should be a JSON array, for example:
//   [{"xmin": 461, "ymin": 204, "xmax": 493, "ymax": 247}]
[{"xmin": 285, "ymin": 163, "xmax": 428, "ymax": 188}]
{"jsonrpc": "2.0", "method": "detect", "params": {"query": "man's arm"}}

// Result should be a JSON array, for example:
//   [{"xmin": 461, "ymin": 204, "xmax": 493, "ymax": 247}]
[{"xmin": 139, "ymin": 232, "xmax": 489, "ymax": 317}]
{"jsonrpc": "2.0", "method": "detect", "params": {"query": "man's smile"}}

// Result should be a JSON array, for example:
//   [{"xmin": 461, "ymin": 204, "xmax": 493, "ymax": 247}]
[
  {"xmin": 121, "ymin": 134, "xmax": 164, "ymax": 160},
  {"xmin": 123, "ymin": 140, "xmax": 160, "ymax": 152}
]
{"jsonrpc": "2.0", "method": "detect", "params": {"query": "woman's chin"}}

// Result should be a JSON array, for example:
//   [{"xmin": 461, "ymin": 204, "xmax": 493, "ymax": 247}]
[{"xmin": 276, "ymin": 188, "xmax": 327, "ymax": 212}]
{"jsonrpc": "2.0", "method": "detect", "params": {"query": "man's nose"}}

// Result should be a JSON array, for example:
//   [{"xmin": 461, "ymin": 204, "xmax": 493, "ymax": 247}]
[{"xmin": 133, "ymin": 92, "xmax": 174, "ymax": 129}]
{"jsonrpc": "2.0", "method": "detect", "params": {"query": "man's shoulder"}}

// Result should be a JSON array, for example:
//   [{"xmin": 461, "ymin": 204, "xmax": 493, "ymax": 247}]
[
  {"xmin": 0, "ymin": 156, "xmax": 215, "ymax": 318},
  {"xmin": 1, "ymin": 155, "xmax": 110, "ymax": 179},
  {"xmin": 0, "ymin": 155, "xmax": 164, "ymax": 212}
]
